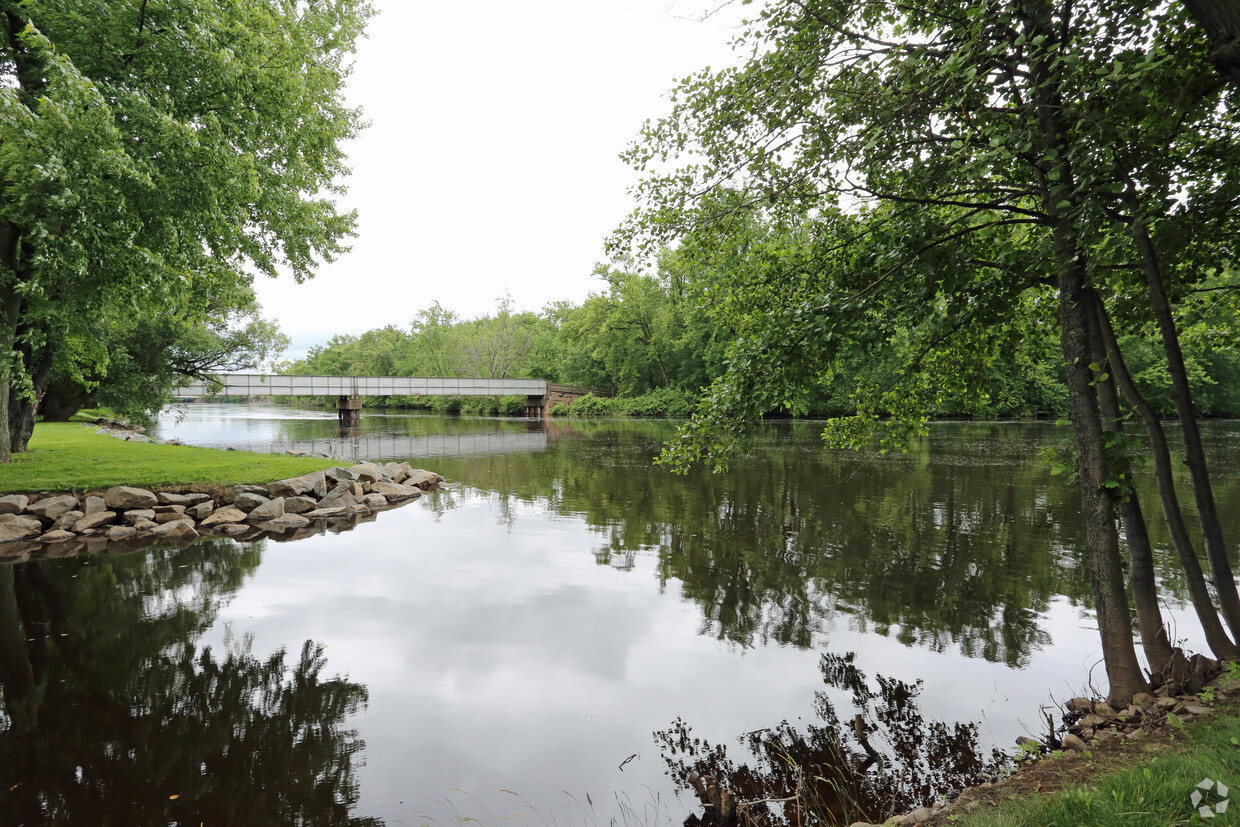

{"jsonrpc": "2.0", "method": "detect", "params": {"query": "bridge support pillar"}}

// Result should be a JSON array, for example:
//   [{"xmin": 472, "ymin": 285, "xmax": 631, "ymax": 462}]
[
  {"xmin": 336, "ymin": 395, "xmax": 362, "ymax": 427},
  {"xmin": 524, "ymin": 395, "xmax": 547, "ymax": 418}
]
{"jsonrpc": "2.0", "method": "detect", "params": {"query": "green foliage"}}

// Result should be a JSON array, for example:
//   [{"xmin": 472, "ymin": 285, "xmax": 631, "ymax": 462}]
[{"xmin": 0, "ymin": 0, "xmax": 372, "ymax": 455}]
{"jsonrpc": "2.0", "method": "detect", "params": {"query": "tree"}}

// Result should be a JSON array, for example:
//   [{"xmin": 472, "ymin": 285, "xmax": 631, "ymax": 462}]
[
  {"xmin": 615, "ymin": 0, "xmax": 1240, "ymax": 704},
  {"xmin": 0, "ymin": 0, "xmax": 371, "ymax": 458}
]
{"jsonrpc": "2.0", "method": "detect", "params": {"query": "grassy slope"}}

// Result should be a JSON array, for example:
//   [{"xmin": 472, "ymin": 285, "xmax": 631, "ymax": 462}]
[
  {"xmin": 0, "ymin": 422, "xmax": 340, "ymax": 494},
  {"xmin": 934, "ymin": 684, "xmax": 1240, "ymax": 826}
]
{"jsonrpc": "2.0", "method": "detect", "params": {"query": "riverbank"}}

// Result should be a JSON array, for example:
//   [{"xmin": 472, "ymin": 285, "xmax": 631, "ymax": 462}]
[{"xmin": 0, "ymin": 421, "xmax": 443, "ymax": 561}]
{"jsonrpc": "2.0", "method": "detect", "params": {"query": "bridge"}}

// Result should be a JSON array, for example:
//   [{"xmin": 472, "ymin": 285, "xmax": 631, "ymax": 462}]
[{"xmin": 172, "ymin": 374, "xmax": 594, "ymax": 422}]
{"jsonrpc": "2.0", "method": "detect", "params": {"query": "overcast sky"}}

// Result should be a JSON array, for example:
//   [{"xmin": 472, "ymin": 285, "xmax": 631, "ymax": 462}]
[{"xmin": 253, "ymin": 0, "xmax": 750, "ymax": 361}]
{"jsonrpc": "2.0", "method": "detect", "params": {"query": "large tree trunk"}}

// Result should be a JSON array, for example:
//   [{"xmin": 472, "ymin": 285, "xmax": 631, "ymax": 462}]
[
  {"xmin": 1181, "ymin": 0, "xmax": 1240, "ymax": 88},
  {"xmin": 8, "ymin": 333, "xmax": 56, "ymax": 454},
  {"xmin": 1022, "ymin": 0, "xmax": 1147, "ymax": 705},
  {"xmin": 1133, "ymin": 226, "xmax": 1240, "ymax": 639},
  {"xmin": 1090, "ymin": 294, "xmax": 1239, "ymax": 661},
  {"xmin": 1086, "ymin": 299, "xmax": 1175, "ymax": 676}
]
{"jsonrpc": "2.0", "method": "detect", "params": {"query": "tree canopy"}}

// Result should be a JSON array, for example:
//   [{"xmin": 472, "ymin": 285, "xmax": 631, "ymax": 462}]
[{"xmin": 0, "ymin": 0, "xmax": 371, "ymax": 457}]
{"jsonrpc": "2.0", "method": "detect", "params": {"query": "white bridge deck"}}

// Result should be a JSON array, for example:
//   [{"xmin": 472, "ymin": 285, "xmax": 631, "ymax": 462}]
[{"xmin": 172, "ymin": 374, "xmax": 549, "ymax": 398}]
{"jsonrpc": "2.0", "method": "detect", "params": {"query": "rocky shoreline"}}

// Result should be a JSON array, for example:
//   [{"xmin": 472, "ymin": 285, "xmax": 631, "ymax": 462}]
[{"xmin": 0, "ymin": 459, "xmax": 443, "ymax": 563}]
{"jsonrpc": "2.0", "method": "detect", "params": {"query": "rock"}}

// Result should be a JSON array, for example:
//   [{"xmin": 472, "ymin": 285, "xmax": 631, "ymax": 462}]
[
  {"xmin": 1183, "ymin": 705, "xmax": 1213, "ymax": 715},
  {"xmin": 186, "ymin": 501, "xmax": 215, "ymax": 521},
  {"xmin": 363, "ymin": 493, "xmax": 388, "ymax": 509},
  {"xmin": 351, "ymin": 461, "xmax": 382, "ymax": 482},
  {"xmin": 1132, "ymin": 692, "xmax": 1157, "ymax": 707},
  {"xmin": 154, "ymin": 504, "xmax": 187, "ymax": 515},
  {"xmin": 149, "ymin": 519, "xmax": 198, "ymax": 538},
  {"xmin": 123, "ymin": 509, "xmax": 157, "ymax": 525},
  {"xmin": 256, "ymin": 513, "xmax": 310, "ymax": 530},
  {"xmin": 234, "ymin": 484, "xmax": 270, "ymax": 496},
  {"xmin": 0, "ymin": 494, "xmax": 29, "ymax": 514},
  {"xmin": 104, "ymin": 486, "xmax": 158, "ymax": 510},
  {"xmin": 247, "ymin": 497, "xmax": 286, "ymax": 522},
  {"xmin": 215, "ymin": 523, "xmax": 252, "ymax": 536},
  {"xmin": 1155, "ymin": 696, "xmax": 1179, "ymax": 709},
  {"xmin": 0, "ymin": 514, "xmax": 45, "ymax": 542},
  {"xmin": 1015, "ymin": 735, "xmax": 1040, "ymax": 749},
  {"xmin": 284, "ymin": 495, "xmax": 318, "ymax": 514},
  {"xmin": 267, "ymin": 476, "xmax": 314, "ymax": 498},
  {"xmin": 38, "ymin": 529, "xmax": 78, "ymax": 544},
  {"xmin": 305, "ymin": 506, "xmax": 349, "ymax": 519},
  {"xmin": 906, "ymin": 807, "xmax": 935, "ymax": 824},
  {"xmin": 132, "ymin": 518, "xmax": 158, "ymax": 531},
  {"xmin": 232, "ymin": 493, "xmax": 271, "ymax": 513},
  {"xmin": 74, "ymin": 511, "xmax": 117, "ymax": 532},
  {"xmin": 53, "ymin": 511, "xmax": 85, "ymax": 531},
  {"xmin": 104, "ymin": 525, "xmax": 137, "ymax": 540},
  {"xmin": 156, "ymin": 511, "xmax": 190, "ymax": 524},
  {"xmin": 200, "ymin": 507, "xmax": 247, "ymax": 527},
  {"xmin": 404, "ymin": 469, "xmax": 443, "ymax": 490},
  {"xmin": 381, "ymin": 461, "xmax": 405, "ymax": 482},
  {"xmin": 1081, "ymin": 713, "xmax": 1108, "ymax": 728},
  {"xmin": 318, "ymin": 482, "xmax": 359, "ymax": 510},
  {"xmin": 1062, "ymin": 733, "xmax": 1088, "ymax": 753},
  {"xmin": 157, "ymin": 492, "xmax": 212, "ymax": 506},
  {"xmin": 369, "ymin": 481, "xmax": 421, "ymax": 500},
  {"xmin": 325, "ymin": 466, "xmax": 358, "ymax": 483},
  {"xmin": 28, "ymin": 495, "xmax": 80, "ymax": 519},
  {"xmin": 83, "ymin": 496, "xmax": 107, "ymax": 515}
]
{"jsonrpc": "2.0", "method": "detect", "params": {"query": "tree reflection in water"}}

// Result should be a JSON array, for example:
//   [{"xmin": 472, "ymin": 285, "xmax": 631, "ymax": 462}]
[
  {"xmin": 655, "ymin": 653, "xmax": 1008, "ymax": 826},
  {"xmin": 0, "ymin": 542, "xmax": 377, "ymax": 826}
]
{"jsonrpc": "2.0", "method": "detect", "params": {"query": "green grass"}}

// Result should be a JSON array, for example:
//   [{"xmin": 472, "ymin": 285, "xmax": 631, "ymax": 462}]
[
  {"xmin": 0, "ymin": 422, "xmax": 341, "ymax": 494},
  {"xmin": 945, "ymin": 703, "xmax": 1240, "ymax": 826}
]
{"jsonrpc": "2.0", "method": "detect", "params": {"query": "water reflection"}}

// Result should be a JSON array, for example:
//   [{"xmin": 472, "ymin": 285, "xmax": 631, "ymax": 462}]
[
  {"xmin": 657, "ymin": 653, "xmax": 1008, "ymax": 826},
  {"xmin": 0, "ymin": 542, "xmax": 374, "ymax": 826}
]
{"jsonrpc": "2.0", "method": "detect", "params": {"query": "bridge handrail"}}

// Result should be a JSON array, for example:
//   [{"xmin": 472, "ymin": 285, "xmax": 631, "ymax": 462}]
[{"xmin": 172, "ymin": 374, "xmax": 549, "ymax": 398}]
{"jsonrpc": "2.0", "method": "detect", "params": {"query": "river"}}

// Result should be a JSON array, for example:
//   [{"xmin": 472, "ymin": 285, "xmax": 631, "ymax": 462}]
[{"xmin": 2, "ymin": 403, "xmax": 1237, "ymax": 826}]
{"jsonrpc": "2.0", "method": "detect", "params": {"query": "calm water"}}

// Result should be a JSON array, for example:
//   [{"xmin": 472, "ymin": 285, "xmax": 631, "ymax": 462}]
[{"xmin": 2, "ymin": 404, "xmax": 1237, "ymax": 825}]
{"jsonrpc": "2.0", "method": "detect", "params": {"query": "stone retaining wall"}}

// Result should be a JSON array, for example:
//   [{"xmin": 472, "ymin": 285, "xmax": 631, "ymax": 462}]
[{"xmin": 0, "ymin": 460, "xmax": 443, "ymax": 562}]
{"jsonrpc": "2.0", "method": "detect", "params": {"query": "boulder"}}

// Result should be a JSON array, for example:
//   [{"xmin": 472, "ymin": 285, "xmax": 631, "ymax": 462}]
[
  {"xmin": 284, "ymin": 495, "xmax": 318, "ymax": 514},
  {"xmin": 232, "ymin": 493, "xmax": 271, "ymax": 513},
  {"xmin": 317, "ymin": 483, "xmax": 359, "ymax": 510},
  {"xmin": 404, "ymin": 469, "xmax": 443, "ymax": 490},
  {"xmin": 247, "ymin": 497, "xmax": 286, "ymax": 522},
  {"xmin": 305, "ymin": 506, "xmax": 349, "ymax": 519},
  {"xmin": 234, "ymin": 484, "xmax": 270, "ymax": 496},
  {"xmin": 38, "ymin": 529, "xmax": 78, "ymax": 544},
  {"xmin": 363, "ymin": 493, "xmax": 388, "ymax": 508},
  {"xmin": 29, "ymin": 495, "xmax": 81, "ymax": 519},
  {"xmin": 200, "ymin": 507, "xmax": 247, "ymax": 527},
  {"xmin": 325, "ymin": 466, "xmax": 358, "ymax": 484},
  {"xmin": 214, "ymin": 523, "xmax": 251, "ymax": 536},
  {"xmin": 104, "ymin": 525, "xmax": 138, "ymax": 540},
  {"xmin": 83, "ymin": 495, "xmax": 107, "ymax": 515},
  {"xmin": 154, "ymin": 504, "xmax": 186, "ymax": 515},
  {"xmin": 257, "ymin": 513, "xmax": 310, "ymax": 530},
  {"xmin": 155, "ymin": 511, "xmax": 189, "ymax": 524},
  {"xmin": 369, "ymin": 481, "xmax": 421, "ymax": 501},
  {"xmin": 74, "ymin": 511, "xmax": 118, "ymax": 532},
  {"xmin": 1132, "ymin": 692, "xmax": 1158, "ymax": 708},
  {"xmin": 351, "ymin": 461, "xmax": 382, "ymax": 482},
  {"xmin": 1062, "ymin": 733, "xmax": 1088, "ymax": 753},
  {"xmin": 380, "ymin": 461, "xmax": 406, "ymax": 482},
  {"xmin": 0, "ymin": 514, "xmax": 45, "ymax": 542},
  {"xmin": 132, "ymin": 518, "xmax": 159, "ymax": 531},
  {"xmin": 186, "ymin": 501, "xmax": 215, "ymax": 521},
  {"xmin": 149, "ymin": 519, "xmax": 198, "ymax": 538},
  {"xmin": 104, "ymin": 486, "xmax": 158, "ymax": 510},
  {"xmin": 157, "ymin": 492, "xmax": 212, "ymax": 506},
  {"xmin": 267, "ymin": 476, "xmax": 313, "ymax": 498},
  {"xmin": 0, "ymin": 494, "xmax": 29, "ymax": 514},
  {"xmin": 53, "ymin": 511, "xmax": 85, "ymax": 531},
  {"xmin": 123, "ymin": 509, "xmax": 157, "ymax": 525}
]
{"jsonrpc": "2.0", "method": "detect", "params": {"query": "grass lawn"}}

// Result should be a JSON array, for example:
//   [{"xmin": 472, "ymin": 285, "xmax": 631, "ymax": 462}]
[{"xmin": 0, "ymin": 422, "xmax": 340, "ymax": 494}]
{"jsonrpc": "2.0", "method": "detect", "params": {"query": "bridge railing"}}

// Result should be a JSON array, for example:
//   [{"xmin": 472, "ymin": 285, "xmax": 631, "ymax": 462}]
[{"xmin": 172, "ymin": 374, "xmax": 549, "ymax": 398}]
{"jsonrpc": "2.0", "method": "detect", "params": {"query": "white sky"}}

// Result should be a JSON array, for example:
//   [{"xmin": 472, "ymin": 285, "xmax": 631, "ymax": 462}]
[{"xmin": 254, "ymin": 0, "xmax": 752, "ymax": 361}]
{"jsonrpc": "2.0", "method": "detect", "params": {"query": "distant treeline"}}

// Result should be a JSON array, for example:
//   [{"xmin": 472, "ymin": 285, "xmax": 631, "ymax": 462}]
[{"xmin": 282, "ymin": 257, "xmax": 1240, "ymax": 419}]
